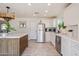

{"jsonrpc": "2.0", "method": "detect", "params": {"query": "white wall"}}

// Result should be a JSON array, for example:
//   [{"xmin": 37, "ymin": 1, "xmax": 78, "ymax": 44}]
[
  {"xmin": 10, "ymin": 18, "xmax": 54, "ymax": 40},
  {"xmin": 64, "ymin": 4, "xmax": 79, "ymax": 26},
  {"xmin": 63, "ymin": 3, "xmax": 79, "ymax": 39}
]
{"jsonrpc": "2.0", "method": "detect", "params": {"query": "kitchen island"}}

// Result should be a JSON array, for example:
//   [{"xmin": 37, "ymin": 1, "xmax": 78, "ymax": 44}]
[{"xmin": 0, "ymin": 33, "xmax": 28, "ymax": 56}]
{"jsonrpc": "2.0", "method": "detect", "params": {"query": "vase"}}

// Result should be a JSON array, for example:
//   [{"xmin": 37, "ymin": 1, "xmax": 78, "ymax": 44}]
[{"xmin": 2, "ymin": 33, "xmax": 7, "ymax": 37}]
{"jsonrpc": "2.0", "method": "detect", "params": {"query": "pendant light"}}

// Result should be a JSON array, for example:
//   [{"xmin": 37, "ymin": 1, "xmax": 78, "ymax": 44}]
[{"xmin": 0, "ymin": 6, "xmax": 15, "ymax": 20}]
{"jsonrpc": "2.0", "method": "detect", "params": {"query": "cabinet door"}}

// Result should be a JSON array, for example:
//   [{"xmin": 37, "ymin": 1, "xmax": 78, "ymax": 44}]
[
  {"xmin": 8, "ymin": 39, "xmax": 19, "ymax": 56},
  {"xmin": 71, "ymin": 40, "xmax": 79, "ymax": 56},
  {"xmin": 0, "ymin": 39, "xmax": 2, "ymax": 55},
  {"xmin": 50, "ymin": 33, "xmax": 56, "ymax": 47},
  {"xmin": 20, "ymin": 35, "xmax": 28, "ymax": 55},
  {"xmin": 45, "ymin": 32, "xmax": 51, "ymax": 42},
  {"xmin": 61, "ymin": 38, "xmax": 71, "ymax": 56},
  {"xmin": 0, "ymin": 39, "xmax": 10, "ymax": 56},
  {"xmin": 71, "ymin": 48, "xmax": 79, "ymax": 56}
]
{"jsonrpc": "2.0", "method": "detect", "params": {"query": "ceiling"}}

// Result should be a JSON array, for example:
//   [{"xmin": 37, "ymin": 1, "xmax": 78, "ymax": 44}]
[{"xmin": 0, "ymin": 3, "xmax": 68, "ymax": 18}]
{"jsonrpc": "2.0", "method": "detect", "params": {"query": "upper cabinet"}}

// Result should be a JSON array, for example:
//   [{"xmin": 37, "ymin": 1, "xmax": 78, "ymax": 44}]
[{"xmin": 64, "ymin": 4, "xmax": 79, "ymax": 26}]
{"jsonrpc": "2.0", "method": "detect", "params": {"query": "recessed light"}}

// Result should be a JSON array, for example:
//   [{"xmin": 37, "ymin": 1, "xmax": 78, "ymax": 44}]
[
  {"xmin": 28, "ymin": 3, "xmax": 31, "ymax": 6},
  {"xmin": 44, "ymin": 14, "xmax": 46, "ymax": 16},
  {"xmin": 33, "ymin": 14, "xmax": 35, "ymax": 16},
  {"xmin": 48, "ymin": 3, "xmax": 51, "ymax": 6},
  {"xmin": 45, "ymin": 10, "xmax": 48, "ymax": 13}
]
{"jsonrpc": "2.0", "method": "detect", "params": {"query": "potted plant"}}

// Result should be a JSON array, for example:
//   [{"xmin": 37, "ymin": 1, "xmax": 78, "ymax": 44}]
[
  {"xmin": 1, "ymin": 20, "xmax": 16, "ymax": 33},
  {"xmin": 57, "ymin": 20, "xmax": 66, "ymax": 33},
  {"xmin": 61, "ymin": 21, "xmax": 67, "ymax": 33}
]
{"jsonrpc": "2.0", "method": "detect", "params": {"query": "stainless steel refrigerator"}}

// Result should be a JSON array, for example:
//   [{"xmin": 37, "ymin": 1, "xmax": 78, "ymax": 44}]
[{"xmin": 37, "ymin": 21, "xmax": 45, "ymax": 42}]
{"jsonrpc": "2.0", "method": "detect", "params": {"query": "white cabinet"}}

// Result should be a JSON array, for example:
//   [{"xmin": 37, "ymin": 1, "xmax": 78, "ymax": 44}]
[
  {"xmin": 45, "ymin": 32, "xmax": 56, "ymax": 47},
  {"xmin": 50, "ymin": 32, "xmax": 56, "ymax": 47},
  {"xmin": 61, "ymin": 37, "xmax": 71, "ymax": 56},
  {"xmin": 71, "ymin": 48, "xmax": 79, "ymax": 56},
  {"xmin": 71, "ymin": 40, "xmax": 79, "ymax": 56},
  {"xmin": 56, "ymin": 33, "xmax": 79, "ymax": 56},
  {"xmin": 45, "ymin": 32, "xmax": 52, "ymax": 42},
  {"xmin": 61, "ymin": 36, "xmax": 79, "ymax": 56}
]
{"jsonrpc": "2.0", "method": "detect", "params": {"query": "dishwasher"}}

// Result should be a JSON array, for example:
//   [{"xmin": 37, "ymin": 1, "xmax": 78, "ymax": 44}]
[{"xmin": 55, "ymin": 35, "xmax": 62, "ymax": 55}]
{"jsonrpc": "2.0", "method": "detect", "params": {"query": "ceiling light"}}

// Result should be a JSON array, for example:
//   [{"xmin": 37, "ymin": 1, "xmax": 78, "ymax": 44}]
[
  {"xmin": 0, "ymin": 6, "xmax": 15, "ymax": 20},
  {"xmin": 48, "ymin": 3, "xmax": 51, "ymax": 6},
  {"xmin": 44, "ymin": 14, "xmax": 46, "ymax": 16},
  {"xmin": 45, "ymin": 10, "xmax": 48, "ymax": 13},
  {"xmin": 28, "ymin": 3, "xmax": 31, "ymax": 6},
  {"xmin": 33, "ymin": 14, "xmax": 35, "ymax": 16}
]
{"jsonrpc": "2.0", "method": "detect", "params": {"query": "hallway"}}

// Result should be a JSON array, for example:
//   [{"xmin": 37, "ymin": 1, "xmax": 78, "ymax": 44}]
[{"xmin": 22, "ymin": 40, "xmax": 60, "ymax": 56}]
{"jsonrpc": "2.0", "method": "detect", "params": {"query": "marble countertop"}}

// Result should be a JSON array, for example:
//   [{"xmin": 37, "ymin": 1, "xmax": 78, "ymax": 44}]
[{"xmin": 0, "ymin": 32, "xmax": 27, "ymax": 38}]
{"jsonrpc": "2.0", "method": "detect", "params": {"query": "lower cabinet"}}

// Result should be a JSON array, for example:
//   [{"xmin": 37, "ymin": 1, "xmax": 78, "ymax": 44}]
[
  {"xmin": 61, "ymin": 37, "xmax": 79, "ymax": 56},
  {"xmin": 61, "ymin": 37, "xmax": 71, "ymax": 56},
  {"xmin": 71, "ymin": 40, "xmax": 79, "ymax": 56},
  {"xmin": 45, "ymin": 32, "xmax": 56, "ymax": 47},
  {"xmin": 51, "ymin": 32, "xmax": 56, "ymax": 47},
  {"xmin": 45, "ymin": 32, "xmax": 51, "ymax": 42},
  {"xmin": 20, "ymin": 35, "xmax": 28, "ymax": 55},
  {"xmin": 71, "ymin": 48, "xmax": 79, "ymax": 56},
  {"xmin": 0, "ymin": 35, "xmax": 28, "ymax": 56},
  {"xmin": 0, "ymin": 39, "xmax": 9, "ymax": 56},
  {"xmin": 51, "ymin": 34, "xmax": 79, "ymax": 56},
  {"xmin": 8, "ymin": 39, "xmax": 19, "ymax": 56}
]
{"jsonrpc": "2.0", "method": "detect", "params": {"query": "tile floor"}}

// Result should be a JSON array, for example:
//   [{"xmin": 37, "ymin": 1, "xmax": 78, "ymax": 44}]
[{"xmin": 22, "ymin": 40, "xmax": 60, "ymax": 56}]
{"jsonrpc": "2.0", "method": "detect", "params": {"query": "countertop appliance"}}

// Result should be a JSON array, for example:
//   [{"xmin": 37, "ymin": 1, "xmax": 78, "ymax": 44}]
[{"xmin": 37, "ymin": 21, "xmax": 45, "ymax": 42}]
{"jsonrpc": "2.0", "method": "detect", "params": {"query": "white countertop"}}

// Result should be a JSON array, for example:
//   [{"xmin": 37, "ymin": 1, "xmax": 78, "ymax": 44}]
[
  {"xmin": 0, "ymin": 32, "xmax": 27, "ymax": 38},
  {"xmin": 56, "ymin": 33, "xmax": 79, "ymax": 43}
]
